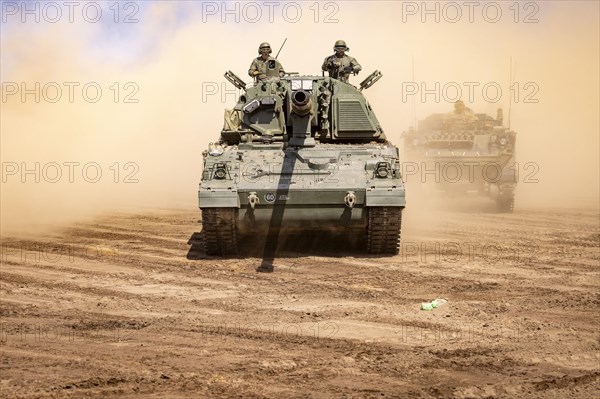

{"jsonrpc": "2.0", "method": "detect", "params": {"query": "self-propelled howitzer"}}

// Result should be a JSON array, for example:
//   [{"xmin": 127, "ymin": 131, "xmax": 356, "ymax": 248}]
[
  {"xmin": 403, "ymin": 108, "xmax": 517, "ymax": 212},
  {"xmin": 198, "ymin": 70, "xmax": 405, "ymax": 255}
]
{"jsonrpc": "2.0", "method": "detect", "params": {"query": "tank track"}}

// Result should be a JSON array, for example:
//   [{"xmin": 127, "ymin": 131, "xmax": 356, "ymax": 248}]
[
  {"xmin": 367, "ymin": 207, "xmax": 402, "ymax": 255},
  {"xmin": 202, "ymin": 208, "xmax": 238, "ymax": 256}
]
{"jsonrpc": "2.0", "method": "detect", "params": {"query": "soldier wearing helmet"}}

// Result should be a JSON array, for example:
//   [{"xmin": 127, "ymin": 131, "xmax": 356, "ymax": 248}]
[
  {"xmin": 449, "ymin": 100, "xmax": 477, "ymax": 121},
  {"xmin": 443, "ymin": 100, "xmax": 477, "ymax": 131},
  {"xmin": 321, "ymin": 40, "xmax": 362, "ymax": 83},
  {"xmin": 248, "ymin": 42, "xmax": 286, "ymax": 83}
]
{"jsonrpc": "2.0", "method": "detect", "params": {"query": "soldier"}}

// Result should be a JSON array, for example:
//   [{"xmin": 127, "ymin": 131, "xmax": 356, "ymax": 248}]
[
  {"xmin": 321, "ymin": 40, "xmax": 362, "ymax": 83},
  {"xmin": 248, "ymin": 42, "xmax": 285, "ymax": 83},
  {"xmin": 447, "ymin": 100, "xmax": 477, "ymax": 122},
  {"xmin": 442, "ymin": 100, "xmax": 478, "ymax": 132}
]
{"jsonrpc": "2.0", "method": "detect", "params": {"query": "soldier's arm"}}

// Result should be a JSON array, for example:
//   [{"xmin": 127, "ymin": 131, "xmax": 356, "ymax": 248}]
[
  {"xmin": 321, "ymin": 57, "xmax": 331, "ymax": 72},
  {"xmin": 278, "ymin": 60, "xmax": 286, "ymax": 77},
  {"xmin": 248, "ymin": 59, "xmax": 259, "ymax": 77},
  {"xmin": 350, "ymin": 57, "xmax": 362, "ymax": 73}
]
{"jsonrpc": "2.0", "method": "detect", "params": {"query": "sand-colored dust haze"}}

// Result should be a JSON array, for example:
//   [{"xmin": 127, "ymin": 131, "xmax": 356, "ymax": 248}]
[{"xmin": 1, "ymin": 1, "xmax": 598, "ymax": 234}]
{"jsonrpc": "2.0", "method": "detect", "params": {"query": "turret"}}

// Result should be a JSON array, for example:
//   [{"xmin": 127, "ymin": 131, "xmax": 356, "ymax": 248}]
[{"xmin": 220, "ymin": 71, "xmax": 385, "ymax": 147}]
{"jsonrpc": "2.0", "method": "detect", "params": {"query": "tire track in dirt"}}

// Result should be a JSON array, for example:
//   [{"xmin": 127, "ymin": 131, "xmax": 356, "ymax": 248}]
[{"xmin": 1, "ymin": 206, "xmax": 598, "ymax": 397}]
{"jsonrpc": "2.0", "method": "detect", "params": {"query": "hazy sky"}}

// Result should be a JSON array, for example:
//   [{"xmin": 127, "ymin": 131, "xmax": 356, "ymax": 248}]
[{"xmin": 1, "ymin": 1, "xmax": 598, "ymax": 231}]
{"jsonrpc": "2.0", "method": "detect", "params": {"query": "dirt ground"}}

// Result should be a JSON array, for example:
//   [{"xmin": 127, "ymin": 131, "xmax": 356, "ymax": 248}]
[{"xmin": 1, "ymin": 202, "xmax": 598, "ymax": 398}]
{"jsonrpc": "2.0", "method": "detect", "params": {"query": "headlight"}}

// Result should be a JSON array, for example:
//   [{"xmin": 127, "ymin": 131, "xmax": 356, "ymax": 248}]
[
  {"xmin": 213, "ymin": 165, "xmax": 227, "ymax": 179},
  {"xmin": 499, "ymin": 137, "xmax": 507, "ymax": 146},
  {"xmin": 375, "ymin": 162, "xmax": 390, "ymax": 178}
]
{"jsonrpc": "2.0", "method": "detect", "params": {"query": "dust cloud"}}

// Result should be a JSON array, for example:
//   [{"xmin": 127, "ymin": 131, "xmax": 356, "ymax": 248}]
[{"xmin": 1, "ymin": 1, "xmax": 598, "ymax": 234}]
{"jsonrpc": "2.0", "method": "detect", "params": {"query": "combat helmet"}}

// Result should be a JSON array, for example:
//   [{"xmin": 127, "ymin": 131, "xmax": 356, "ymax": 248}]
[
  {"xmin": 258, "ymin": 42, "xmax": 272, "ymax": 54},
  {"xmin": 333, "ymin": 40, "xmax": 349, "ymax": 51},
  {"xmin": 454, "ymin": 100, "xmax": 465, "ymax": 112}
]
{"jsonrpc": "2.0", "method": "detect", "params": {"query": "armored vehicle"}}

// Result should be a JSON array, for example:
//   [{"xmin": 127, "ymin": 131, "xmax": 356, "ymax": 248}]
[
  {"xmin": 402, "ymin": 108, "xmax": 516, "ymax": 212},
  {"xmin": 198, "ymin": 70, "xmax": 405, "ymax": 255}
]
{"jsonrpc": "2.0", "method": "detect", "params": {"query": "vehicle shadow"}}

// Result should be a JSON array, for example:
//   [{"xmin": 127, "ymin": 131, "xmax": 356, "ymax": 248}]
[{"xmin": 186, "ymin": 229, "xmax": 368, "ymax": 261}]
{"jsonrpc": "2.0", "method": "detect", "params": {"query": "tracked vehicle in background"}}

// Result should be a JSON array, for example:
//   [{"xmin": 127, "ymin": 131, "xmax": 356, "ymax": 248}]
[
  {"xmin": 198, "ymin": 70, "xmax": 405, "ymax": 255},
  {"xmin": 403, "ymin": 109, "xmax": 517, "ymax": 212}
]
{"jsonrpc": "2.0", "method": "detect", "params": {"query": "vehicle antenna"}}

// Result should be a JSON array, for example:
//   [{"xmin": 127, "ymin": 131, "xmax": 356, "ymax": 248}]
[
  {"xmin": 275, "ymin": 38, "xmax": 288, "ymax": 59},
  {"xmin": 508, "ymin": 57, "xmax": 516, "ymax": 129},
  {"xmin": 412, "ymin": 56, "xmax": 417, "ymax": 130}
]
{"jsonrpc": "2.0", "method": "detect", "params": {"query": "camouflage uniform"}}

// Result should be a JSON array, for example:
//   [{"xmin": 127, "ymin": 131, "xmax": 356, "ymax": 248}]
[
  {"xmin": 321, "ymin": 54, "xmax": 361, "ymax": 83},
  {"xmin": 248, "ymin": 56, "xmax": 285, "ymax": 83}
]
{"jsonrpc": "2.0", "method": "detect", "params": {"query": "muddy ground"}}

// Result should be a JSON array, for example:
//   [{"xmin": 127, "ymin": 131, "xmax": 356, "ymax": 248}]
[{"xmin": 1, "ymin": 203, "xmax": 598, "ymax": 398}]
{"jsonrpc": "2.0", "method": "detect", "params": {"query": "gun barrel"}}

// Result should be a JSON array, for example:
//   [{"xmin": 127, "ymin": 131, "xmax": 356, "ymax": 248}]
[{"xmin": 291, "ymin": 90, "xmax": 312, "ymax": 116}]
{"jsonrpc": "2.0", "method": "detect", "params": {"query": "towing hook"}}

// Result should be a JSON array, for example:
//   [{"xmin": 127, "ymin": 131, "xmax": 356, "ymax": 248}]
[
  {"xmin": 248, "ymin": 192, "xmax": 259, "ymax": 209},
  {"xmin": 344, "ymin": 191, "xmax": 356, "ymax": 208}
]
